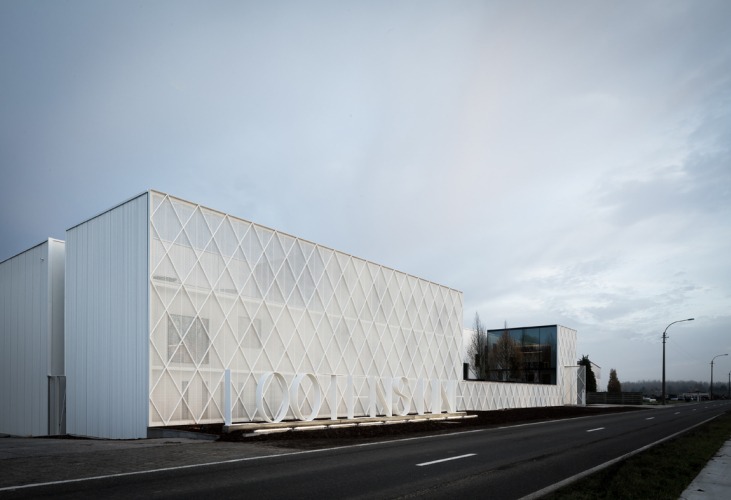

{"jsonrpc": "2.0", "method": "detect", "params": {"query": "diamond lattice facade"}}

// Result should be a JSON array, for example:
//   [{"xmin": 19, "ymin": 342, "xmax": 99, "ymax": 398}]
[
  {"xmin": 148, "ymin": 191, "xmax": 463, "ymax": 428},
  {"xmin": 62, "ymin": 191, "xmax": 468, "ymax": 437}
]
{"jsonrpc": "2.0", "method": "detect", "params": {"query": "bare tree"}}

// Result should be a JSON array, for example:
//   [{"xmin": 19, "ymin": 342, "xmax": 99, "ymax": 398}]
[
  {"xmin": 489, "ymin": 328, "xmax": 523, "ymax": 381},
  {"xmin": 467, "ymin": 312, "xmax": 489, "ymax": 380}
]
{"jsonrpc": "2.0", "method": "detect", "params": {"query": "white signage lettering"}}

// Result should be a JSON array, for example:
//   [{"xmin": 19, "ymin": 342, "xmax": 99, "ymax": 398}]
[
  {"xmin": 392, "ymin": 376, "xmax": 411, "ymax": 416},
  {"xmin": 255, "ymin": 372, "xmax": 289, "ymax": 423},
  {"xmin": 289, "ymin": 373, "xmax": 321, "ymax": 421},
  {"xmin": 251, "ymin": 372, "xmax": 456, "ymax": 423}
]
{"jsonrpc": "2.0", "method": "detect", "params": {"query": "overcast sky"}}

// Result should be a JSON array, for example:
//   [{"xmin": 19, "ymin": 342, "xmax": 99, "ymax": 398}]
[{"xmin": 1, "ymin": 1, "xmax": 729, "ymax": 385}]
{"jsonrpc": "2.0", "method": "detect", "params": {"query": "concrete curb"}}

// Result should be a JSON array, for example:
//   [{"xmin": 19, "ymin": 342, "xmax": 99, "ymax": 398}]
[{"xmin": 679, "ymin": 439, "xmax": 731, "ymax": 499}]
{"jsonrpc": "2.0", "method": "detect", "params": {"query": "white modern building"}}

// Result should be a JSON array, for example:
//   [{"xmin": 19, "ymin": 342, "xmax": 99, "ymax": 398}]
[
  {"xmin": 1, "ymin": 190, "xmax": 580, "ymax": 439},
  {"xmin": 0, "ymin": 239, "xmax": 65, "ymax": 436}
]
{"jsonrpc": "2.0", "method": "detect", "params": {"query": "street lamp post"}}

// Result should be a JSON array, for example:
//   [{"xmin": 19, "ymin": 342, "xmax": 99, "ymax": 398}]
[
  {"xmin": 662, "ymin": 318, "xmax": 694, "ymax": 405},
  {"xmin": 710, "ymin": 354, "xmax": 728, "ymax": 400}
]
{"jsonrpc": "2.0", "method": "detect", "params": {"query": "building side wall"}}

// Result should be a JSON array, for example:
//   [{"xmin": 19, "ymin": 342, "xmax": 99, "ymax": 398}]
[
  {"xmin": 148, "ymin": 192, "xmax": 464, "ymax": 426},
  {"xmin": 49, "ymin": 239, "xmax": 65, "ymax": 376},
  {"xmin": 458, "ymin": 380, "xmax": 565, "ymax": 411},
  {"xmin": 591, "ymin": 362, "xmax": 602, "ymax": 389},
  {"xmin": 66, "ymin": 193, "xmax": 149, "ymax": 439},
  {"xmin": 0, "ymin": 241, "xmax": 52, "ymax": 436},
  {"xmin": 559, "ymin": 325, "xmax": 579, "ymax": 405}
]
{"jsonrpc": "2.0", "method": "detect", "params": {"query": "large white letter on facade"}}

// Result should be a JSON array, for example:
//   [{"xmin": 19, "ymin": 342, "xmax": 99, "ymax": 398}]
[
  {"xmin": 392, "ymin": 377, "xmax": 411, "ymax": 416},
  {"xmin": 415, "ymin": 378, "xmax": 425, "ymax": 415},
  {"xmin": 289, "ymin": 373, "xmax": 322, "ymax": 421},
  {"xmin": 329, "ymin": 375, "xmax": 338, "ymax": 420},
  {"xmin": 256, "ymin": 372, "xmax": 290, "ymax": 423},
  {"xmin": 369, "ymin": 377, "xmax": 393, "ymax": 417},
  {"xmin": 346, "ymin": 375, "xmax": 354, "ymax": 419}
]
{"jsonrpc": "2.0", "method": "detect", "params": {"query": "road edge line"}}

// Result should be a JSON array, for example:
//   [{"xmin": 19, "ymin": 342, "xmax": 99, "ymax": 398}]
[
  {"xmin": 518, "ymin": 413, "xmax": 723, "ymax": 500},
  {"xmin": 0, "ymin": 409, "xmax": 650, "ymax": 493}
]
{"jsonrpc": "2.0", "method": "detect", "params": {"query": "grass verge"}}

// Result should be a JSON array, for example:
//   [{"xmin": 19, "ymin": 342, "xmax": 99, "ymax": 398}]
[{"xmin": 543, "ymin": 410, "xmax": 731, "ymax": 499}]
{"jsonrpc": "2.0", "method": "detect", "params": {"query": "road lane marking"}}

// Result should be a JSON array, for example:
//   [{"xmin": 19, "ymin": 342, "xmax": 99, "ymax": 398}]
[
  {"xmin": 0, "ymin": 410, "xmax": 633, "ymax": 493},
  {"xmin": 586, "ymin": 427, "xmax": 605, "ymax": 432},
  {"xmin": 675, "ymin": 412, "xmax": 680, "ymax": 415},
  {"xmin": 521, "ymin": 414, "xmax": 725, "ymax": 500},
  {"xmin": 645, "ymin": 417, "xmax": 655, "ymax": 420},
  {"xmin": 416, "ymin": 454, "xmax": 476, "ymax": 467}
]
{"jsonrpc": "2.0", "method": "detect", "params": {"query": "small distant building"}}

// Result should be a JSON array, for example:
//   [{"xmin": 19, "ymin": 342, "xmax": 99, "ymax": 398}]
[{"xmin": 461, "ymin": 325, "xmax": 579, "ymax": 411}]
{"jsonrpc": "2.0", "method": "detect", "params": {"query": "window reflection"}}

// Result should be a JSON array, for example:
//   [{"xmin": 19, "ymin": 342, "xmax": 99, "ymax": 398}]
[{"xmin": 475, "ymin": 326, "xmax": 557, "ymax": 385}]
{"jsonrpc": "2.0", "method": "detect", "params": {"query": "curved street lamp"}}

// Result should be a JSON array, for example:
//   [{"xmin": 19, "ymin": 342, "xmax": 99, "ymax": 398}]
[
  {"xmin": 710, "ymin": 354, "xmax": 728, "ymax": 400},
  {"xmin": 662, "ymin": 318, "xmax": 694, "ymax": 405}
]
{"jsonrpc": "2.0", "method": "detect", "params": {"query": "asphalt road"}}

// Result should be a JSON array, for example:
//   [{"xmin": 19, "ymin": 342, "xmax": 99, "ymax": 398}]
[{"xmin": 3, "ymin": 402, "xmax": 729, "ymax": 499}]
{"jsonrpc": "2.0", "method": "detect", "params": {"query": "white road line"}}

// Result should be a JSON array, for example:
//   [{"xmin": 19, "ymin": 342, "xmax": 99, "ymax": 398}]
[
  {"xmin": 646, "ymin": 417, "xmax": 655, "ymax": 420},
  {"xmin": 0, "ymin": 411, "xmax": 627, "ymax": 493},
  {"xmin": 520, "ymin": 414, "xmax": 724, "ymax": 500},
  {"xmin": 0, "ymin": 430, "xmax": 488, "ymax": 493},
  {"xmin": 586, "ymin": 427, "xmax": 605, "ymax": 432},
  {"xmin": 416, "ymin": 453, "xmax": 476, "ymax": 467},
  {"xmin": 675, "ymin": 412, "xmax": 680, "ymax": 415}
]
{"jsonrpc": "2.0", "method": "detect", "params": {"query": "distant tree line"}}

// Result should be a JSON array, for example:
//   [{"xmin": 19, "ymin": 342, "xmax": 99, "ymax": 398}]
[{"xmin": 622, "ymin": 380, "xmax": 729, "ymax": 397}]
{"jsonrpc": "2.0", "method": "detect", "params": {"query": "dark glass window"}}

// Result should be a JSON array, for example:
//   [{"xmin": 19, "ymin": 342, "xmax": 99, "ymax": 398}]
[{"xmin": 480, "ymin": 325, "xmax": 557, "ymax": 385}]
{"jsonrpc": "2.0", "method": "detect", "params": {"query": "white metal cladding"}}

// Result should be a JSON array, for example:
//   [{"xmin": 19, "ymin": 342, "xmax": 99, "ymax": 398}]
[
  {"xmin": 457, "ymin": 325, "xmax": 578, "ymax": 411},
  {"xmin": 48, "ymin": 240, "xmax": 65, "ymax": 378},
  {"xmin": 557, "ymin": 326, "xmax": 577, "ymax": 391},
  {"xmin": 458, "ymin": 381, "xmax": 564, "ymax": 410},
  {"xmin": 148, "ymin": 191, "xmax": 464, "ymax": 426},
  {"xmin": 576, "ymin": 365, "xmax": 586, "ymax": 406},
  {"xmin": 65, "ymin": 193, "xmax": 149, "ymax": 439},
  {"xmin": 0, "ymin": 239, "xmax": 64, "ymax": 436}
]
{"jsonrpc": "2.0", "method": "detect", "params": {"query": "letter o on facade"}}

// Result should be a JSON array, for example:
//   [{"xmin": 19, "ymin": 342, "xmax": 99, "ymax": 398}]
[
  {"xmin": 256, "ymin": 372, "xmax": 290, "ymax": 423},
  {"xmin": 289, "ymin": 373, "xmax": 322, "ymax": 421},
  {"xmin": 393, "ymin": 376, "xmax": 411, "ymax": 416}
]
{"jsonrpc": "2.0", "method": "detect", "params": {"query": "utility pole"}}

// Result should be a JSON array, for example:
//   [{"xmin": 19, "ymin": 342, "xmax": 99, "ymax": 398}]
[
  {"xmin": 661, "ymin": 318, "xmax": 694, "ymax": 405},
  {"xmin": 710, "ymin": 354, "xmax": 728, "ymax": 400}
]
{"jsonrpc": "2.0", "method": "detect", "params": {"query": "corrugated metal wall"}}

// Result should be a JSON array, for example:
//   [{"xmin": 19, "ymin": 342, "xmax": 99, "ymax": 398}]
[
  {"xmin": 65, "ymin": 193, "xmax": 149, "ymax": 439},
  {"xmin": 0, "ymin": 239, "xmax": 64, "ymax": 436}
]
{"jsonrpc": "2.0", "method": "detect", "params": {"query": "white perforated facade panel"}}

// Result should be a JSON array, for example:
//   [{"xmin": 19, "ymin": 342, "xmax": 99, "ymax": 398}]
[{"xmin": 148, "ymin": 191, "xmax": 464, "ymax": 425}]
